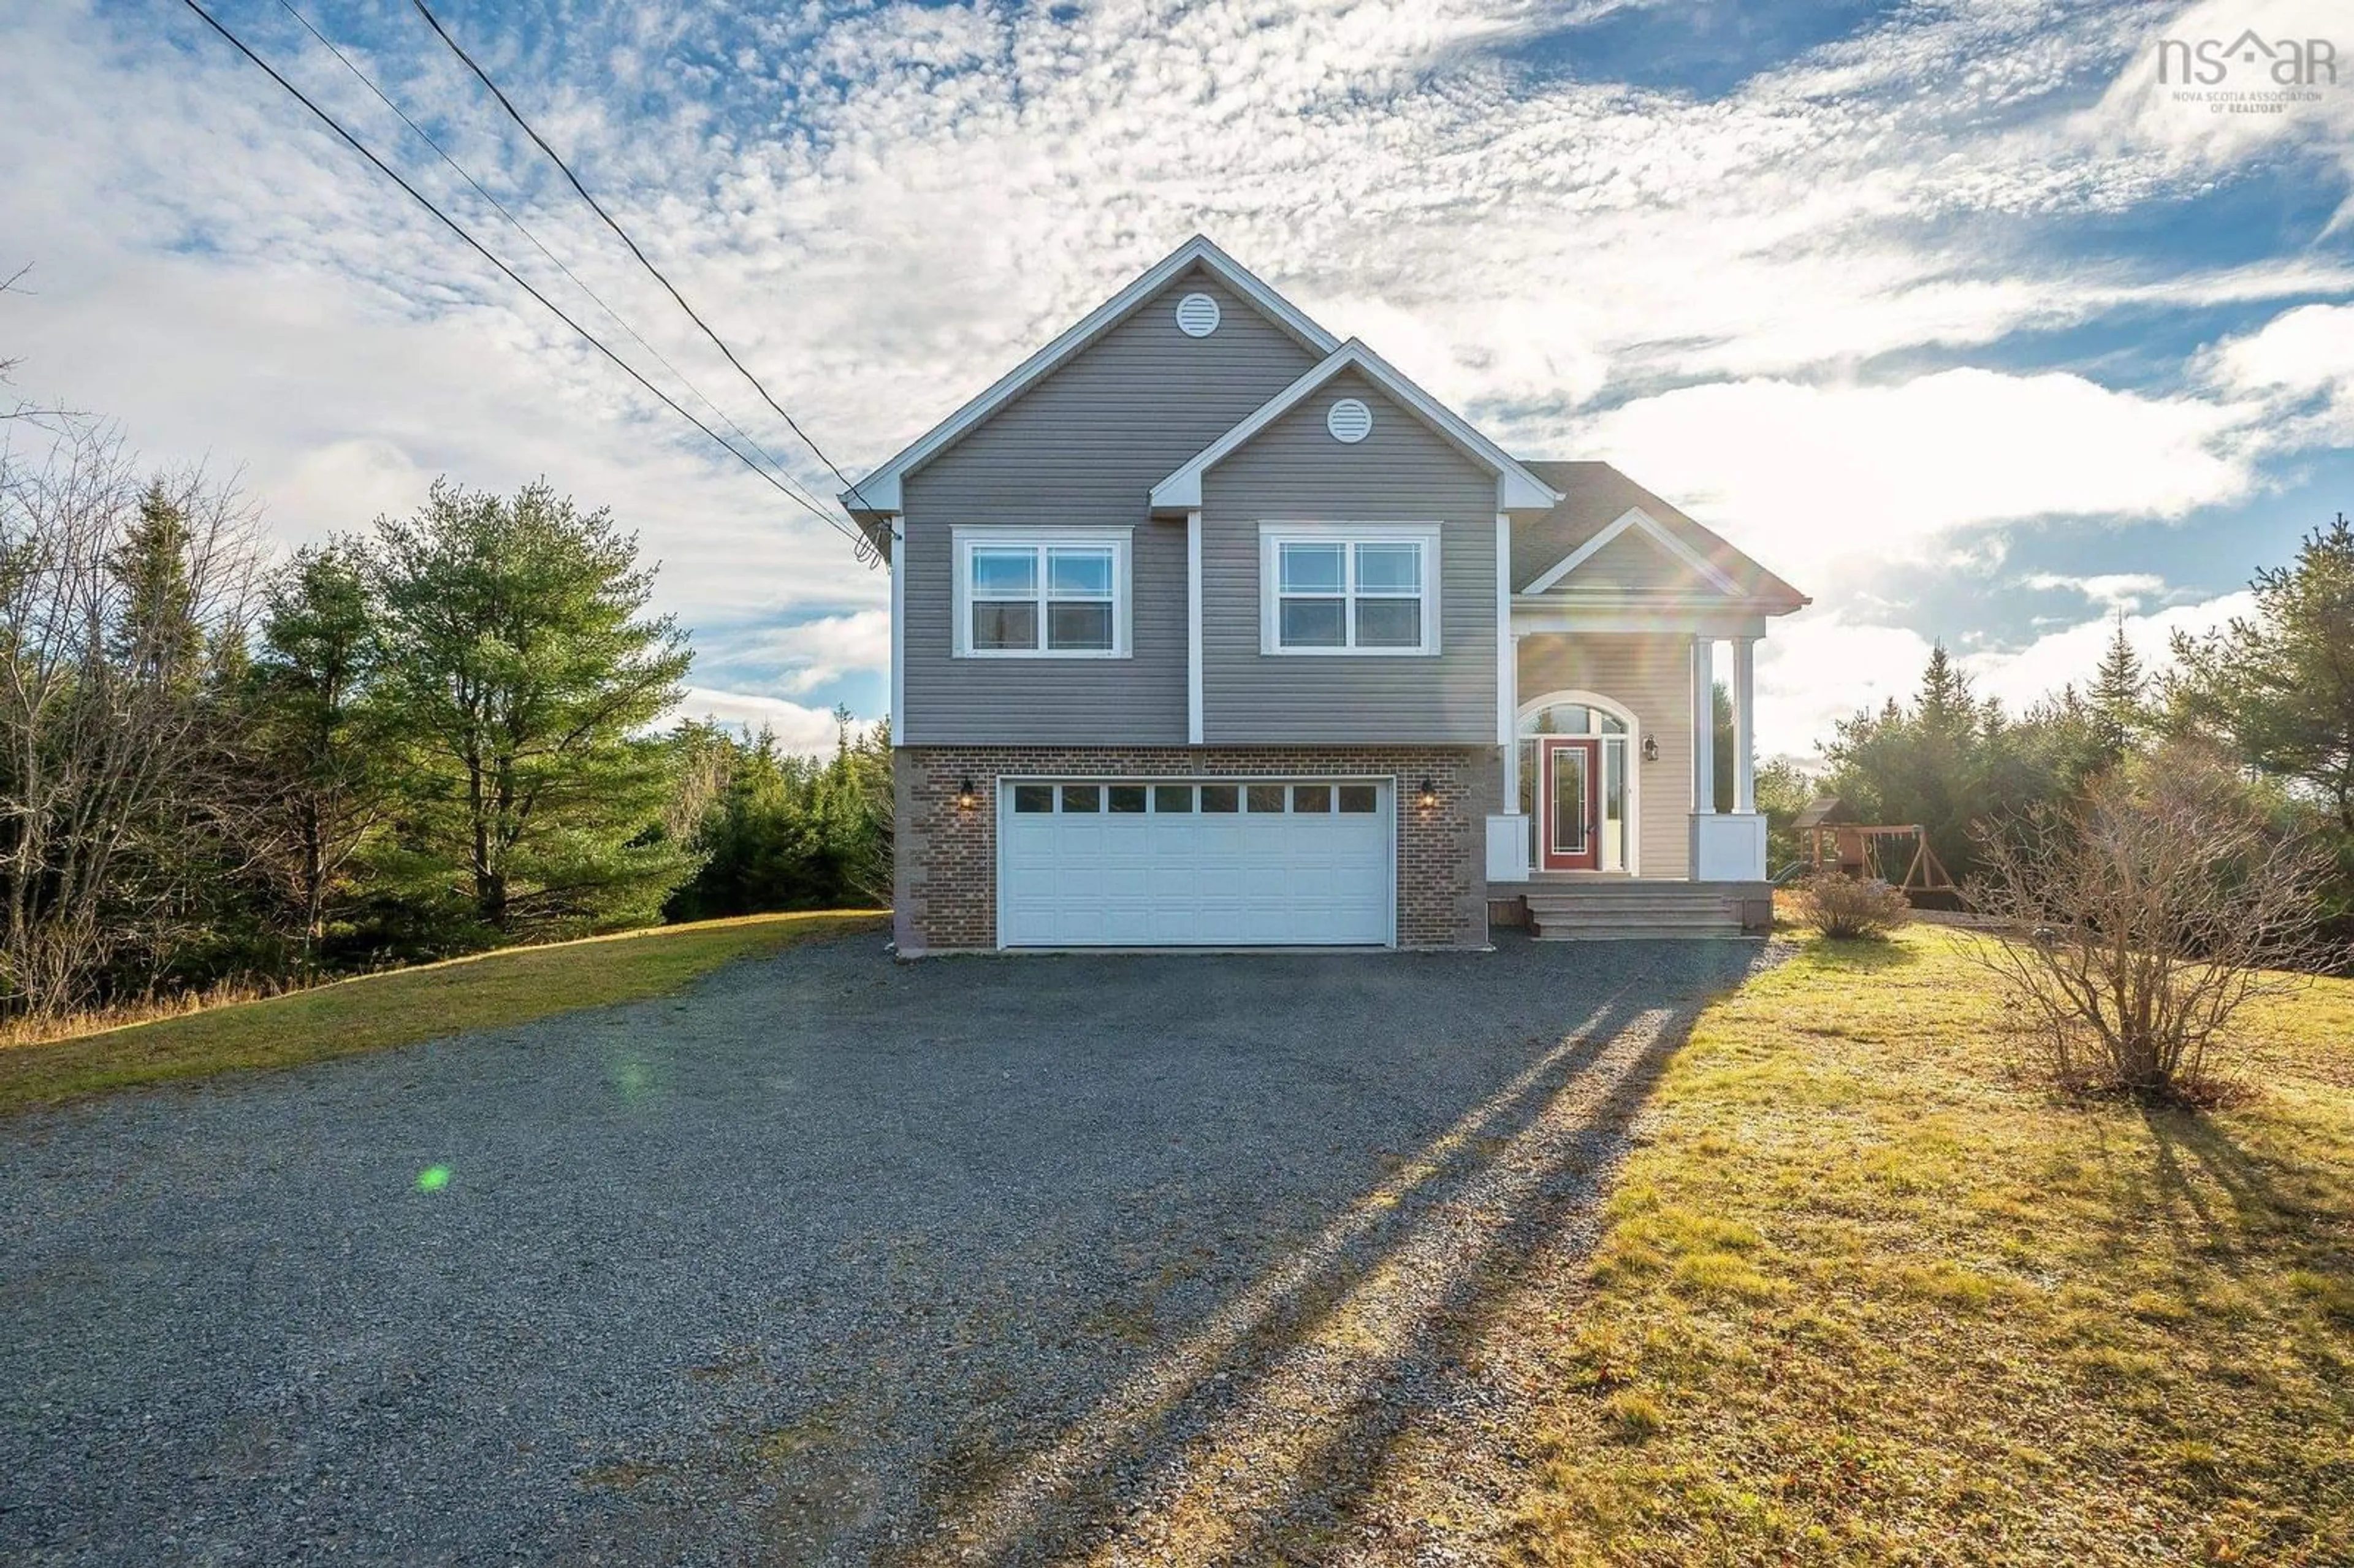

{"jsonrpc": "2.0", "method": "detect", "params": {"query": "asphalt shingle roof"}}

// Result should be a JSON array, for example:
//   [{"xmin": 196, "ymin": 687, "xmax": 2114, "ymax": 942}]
[{"xmin": 1512, "ymin": 460, "xmax": 1807, "ymax": 607}]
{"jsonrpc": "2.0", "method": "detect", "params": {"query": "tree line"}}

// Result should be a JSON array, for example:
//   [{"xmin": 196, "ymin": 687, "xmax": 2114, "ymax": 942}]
[
  {"xmin": 0, "ymin": 425, "xmax": 886, "ymax": 1022},
  {"xmin": 1772, "ymin": 514, "xmax": 2354, "ymax": 950}
]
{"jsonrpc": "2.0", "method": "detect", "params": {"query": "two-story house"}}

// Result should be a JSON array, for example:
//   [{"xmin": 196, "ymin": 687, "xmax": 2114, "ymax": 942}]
[{"xmin": 843, "ymin": 237, "xmax": 1808, "ymax": 953}]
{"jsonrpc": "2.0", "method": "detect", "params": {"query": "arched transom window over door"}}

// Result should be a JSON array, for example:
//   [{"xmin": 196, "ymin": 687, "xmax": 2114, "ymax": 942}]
[{"xmin": 1517, "ymin": 693, "xmax": 1637, "ymax": 873}]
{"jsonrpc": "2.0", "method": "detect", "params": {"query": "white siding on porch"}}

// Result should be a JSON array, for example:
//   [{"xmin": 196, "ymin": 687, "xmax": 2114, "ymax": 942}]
[{"xmin": 1518, "ymin": 633, "xmax": 1693, "ymax": 878}]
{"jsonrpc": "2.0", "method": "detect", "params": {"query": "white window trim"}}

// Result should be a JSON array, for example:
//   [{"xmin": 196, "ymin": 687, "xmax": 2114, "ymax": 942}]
[
  {"xmin": 1257, "ymin": 521, "xmax": 1442, "ymax": 657},
  {"xmin": 951, "ymin": 526, "xmax": 1133, "ymax": 659}
]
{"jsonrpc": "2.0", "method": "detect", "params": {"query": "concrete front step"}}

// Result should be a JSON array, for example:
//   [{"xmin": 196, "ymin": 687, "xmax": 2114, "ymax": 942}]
[
  {"xmin": 1531, "ymin": 922, "xmax": 1748, "ymax": 940},
  {"xmin": 1525, "ymin": 889, "xmax": 1747, "ymax": 940},
  {"xmin": 1525, "ymin": 899, "xmax": 1751, "ymax": 908}
]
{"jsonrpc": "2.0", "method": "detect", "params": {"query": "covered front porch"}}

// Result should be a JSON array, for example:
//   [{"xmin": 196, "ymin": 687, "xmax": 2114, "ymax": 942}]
[
  {"xmin": 1479, "ymin": 464, "xmax": 1808, "ymax": 932},
  {"xmin": 1482, "ymin": 619, "xmax": 1772, "ymax": 891}
]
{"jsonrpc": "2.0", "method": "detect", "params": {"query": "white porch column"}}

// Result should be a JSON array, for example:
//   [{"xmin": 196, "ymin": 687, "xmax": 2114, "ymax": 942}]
[
  {"xmin": 1732, "ymin": 636, "xmax": 1757, "ymax": 815},
  {"xmin": 1690, "ymin": 636, "xmax": 1716, "ymax": 815},
  {"xmin": 1484, "ymin": 516, "xmax": 1529, "ymax": 883},
  {"xmin": 1691, "ymin": 633, "xmax": 1767, "ymax": 884},
  {"xmin": 1500, "ymin": 632, "xmax": 1520, "ymax": 810}
]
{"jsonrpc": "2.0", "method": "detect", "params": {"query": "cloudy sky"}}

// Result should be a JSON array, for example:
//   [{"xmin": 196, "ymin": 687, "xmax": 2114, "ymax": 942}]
[{"xmin": 4, "ymin": 0, "xmax": 2351, "ymax": 757}]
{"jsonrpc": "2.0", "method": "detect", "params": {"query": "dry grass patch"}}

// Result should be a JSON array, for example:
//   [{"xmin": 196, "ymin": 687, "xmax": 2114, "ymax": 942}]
[
  {"xmin": 1513, "ymin": 925, "xmax": 2354, "ymax": 1566},
  {"xmin": 0, "ymin": 910, "xmax": 884, "ymax": 1113}
]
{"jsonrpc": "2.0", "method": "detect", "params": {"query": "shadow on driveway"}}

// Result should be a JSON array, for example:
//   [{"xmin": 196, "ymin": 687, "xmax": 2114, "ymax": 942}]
[{"xmin": 0, "ymin": 931, "xmax": 1776, "ymax": 1566}]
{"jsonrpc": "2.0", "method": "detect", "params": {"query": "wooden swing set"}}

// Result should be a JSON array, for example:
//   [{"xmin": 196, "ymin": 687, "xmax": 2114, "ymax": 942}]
[{"xmin": 1793, "ymin": 797, "xmax": 1960, "ymax": 903}]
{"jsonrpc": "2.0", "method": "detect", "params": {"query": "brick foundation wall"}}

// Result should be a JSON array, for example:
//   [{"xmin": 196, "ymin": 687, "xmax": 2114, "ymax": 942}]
[{"xmin": 893, "ymin": 745, "xmax": 1496, "ymax": 953}]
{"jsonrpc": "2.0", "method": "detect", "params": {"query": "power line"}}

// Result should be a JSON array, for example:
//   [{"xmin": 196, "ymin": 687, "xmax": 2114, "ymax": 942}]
[
  {"xmin": 267, "ymin": 0, "xmax": 845, "ymax": 533},
  {"xmin": 406, "ymin": 0, "xmax": 879, "ymax": 519},
  {"xmin": 172, "ymin": 0, "xmax": 873, "ymax": 558}
]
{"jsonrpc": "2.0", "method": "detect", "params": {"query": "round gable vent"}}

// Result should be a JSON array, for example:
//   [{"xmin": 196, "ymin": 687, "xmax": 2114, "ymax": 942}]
[
  {"xmin": 1174, "ymin": 292, "xmax": 1221, "ymax": 337},
  {"xmin": 1327, "ymin": 397, "xmax": 1373, "ymax": 444}
]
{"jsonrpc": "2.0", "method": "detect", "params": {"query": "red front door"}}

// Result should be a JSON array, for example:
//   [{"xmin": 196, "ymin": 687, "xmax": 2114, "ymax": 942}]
[{"xmin": 1539, "ymin": 737, "xmax": 1601, "ymax": 871}]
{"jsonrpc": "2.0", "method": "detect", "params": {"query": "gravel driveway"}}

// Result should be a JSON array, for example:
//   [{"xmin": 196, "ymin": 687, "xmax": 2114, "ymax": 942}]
[{"xmin": 1, "ymin": 932, "xmax": 1774, "ymax": 1566}]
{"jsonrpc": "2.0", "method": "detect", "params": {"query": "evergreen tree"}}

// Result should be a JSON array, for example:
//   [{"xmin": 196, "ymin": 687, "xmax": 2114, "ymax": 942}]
[
  {"xmin": 245, "ymin": 540, "xmax": 394, "ymax": 961},
  {"xmin": 662, "ymin": 712, "xmax": 893, "ymax": 919},
  {"xmin": 1755, "ymin": 756, "xmax": 1815, "ymax": 873},
  {"xmin": 1917, "ymin": 641, "xmax": 1975, "ymax": 737},
  {"xmin": 2170, "ymin": 514, "xmax": 2354, "ymax": 829},
  {"xmin": 370, "ymin": 479, "xmax": 695, "ymax": 937},
  {"xmin": 2087, "ymin": 614, "xmax": 2147, "ymax": 764},
  {"xmin": 110, "ymin": 479, "xmax": 202, "ymax": 690}
]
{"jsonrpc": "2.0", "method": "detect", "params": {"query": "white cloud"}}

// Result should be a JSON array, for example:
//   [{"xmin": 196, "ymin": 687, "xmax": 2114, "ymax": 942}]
[
  {"xmin": 2205, "ymin": 301, "xmax": 2354, "ymax": 445},
  {"xmin": 1577, "ymin": 368, "xmax": 2261, "ymax": 574},
  {"xmin": 1757, "ymin": 590, "xmax": 2259, "ymax": 765},
  {"xmin": 740, "ymin": 608, "xmax": 893, "ymax": 693},
  {"xmin": 2019, "ymin": 571, "xmax": 2168, "ymax": 609},
  {"xmin": 1961, "ymin": 590, "xmax": 2256, "ymax": 712},
  {"xmin": 1753, "ymin": 609, "xmax": 1935, "ymax": 761},
  {"xmin": 1, "ymin": 0, "xmax": 2347, "ymax": 735},
  {"xmin": 2078, "ymin": 0, "xmax": 2354, "ymax": 203},
  {"xmin": 669, "ymin": 686, "xmax": 851, "ymax": 752}
]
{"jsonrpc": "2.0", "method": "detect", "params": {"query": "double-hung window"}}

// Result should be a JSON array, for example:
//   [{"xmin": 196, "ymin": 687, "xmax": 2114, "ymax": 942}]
[
  {"xmin": 953, "ymin": 528, "xmax": 1130, "ymax": 657},
  {"xmin": 1260, "ymin": 523, "xmax": 1441, "ymax": 655}
]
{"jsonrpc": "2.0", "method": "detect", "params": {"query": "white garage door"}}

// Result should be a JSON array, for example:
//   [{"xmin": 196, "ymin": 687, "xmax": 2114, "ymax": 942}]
[{"xmin": 998, "ymin": 778, "xmax": 1395, "ymax": 947}]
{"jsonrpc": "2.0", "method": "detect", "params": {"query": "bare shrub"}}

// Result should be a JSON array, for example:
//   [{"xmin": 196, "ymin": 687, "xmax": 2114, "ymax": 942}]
[
  {"xmin": 1967, "ymin": 742, "xmax": 2336, "ymax": 1103},
  {"xmin": 1793, "ymin": 873, "xmax": 1913, "ymax": 940}
]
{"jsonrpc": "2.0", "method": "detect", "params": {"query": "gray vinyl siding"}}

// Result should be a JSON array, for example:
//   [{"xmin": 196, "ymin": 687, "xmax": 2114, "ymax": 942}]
[
  {"xmin": 899, "ymin": 266, "xmax": 1322, "ymax": 744},
  {"xmin": 1200, "ymin": 368, "xmax": 1498, "ymax": 744}
]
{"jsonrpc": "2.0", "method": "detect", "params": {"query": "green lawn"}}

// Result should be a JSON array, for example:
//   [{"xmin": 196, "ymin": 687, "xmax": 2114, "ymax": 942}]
[
  {"xmin": 1510, "ymin": 924, "xmax": 2354, "ymax": 1565},
  {"xmin": 0, "ymin": 910, "xmax": 885, "ymax": 1114}
]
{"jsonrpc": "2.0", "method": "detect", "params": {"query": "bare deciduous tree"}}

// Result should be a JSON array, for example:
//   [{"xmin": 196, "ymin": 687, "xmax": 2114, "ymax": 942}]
[
  {"xmin": 0, "ymin": 263, "xmax": 23, "ymax": 392},
  {"xmin": 0, "ymin": 424, "xmax": 263, "ymax": 1016},
  {"xmin": 1968, "ymin": 742, "xmax": 2337, "ymax": 1101},
  {"xmin": 2, "ymin": 265, "xmax": 84, "ymax": 432}
]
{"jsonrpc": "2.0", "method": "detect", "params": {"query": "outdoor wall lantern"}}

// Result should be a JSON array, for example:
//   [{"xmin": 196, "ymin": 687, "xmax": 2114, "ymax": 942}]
[
  {"xmin": 1417, "ymin": 776, "xmax": 1438, "ymax": 811},
  {"xmin": 1641, "ymin": 734, "xmax": 1660, "ymax": 763},
  {"xmin": 956, "ymin": 774, "xmax": 978, "ymax": 810}
]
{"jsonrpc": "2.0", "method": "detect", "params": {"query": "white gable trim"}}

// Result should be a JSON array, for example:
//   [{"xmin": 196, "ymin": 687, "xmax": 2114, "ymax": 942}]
[
  {"xmin": 1521, "ymin": 506, "xmax": 1742, "ymax": 596},
  {"xmin": 839, "ymin": 236, "xmax": 1340, "ymax": 516},
  {"xmin": 1149, "ymin": 340, "xmax": 1562, "ymax": 513}
]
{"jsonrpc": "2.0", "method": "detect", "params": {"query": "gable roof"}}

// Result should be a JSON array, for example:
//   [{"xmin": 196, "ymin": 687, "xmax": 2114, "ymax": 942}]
[
  {"xmin": 1512, "ymin": 461, "xmax": 1807, "ymax": 609},
  {"xmin": 1149, "ymin": 340, "xmax": 1563, "ymax": 512},
  {"xmin": 840, "ymin": 236, "xmax": 1340, "ymax": 517}
]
